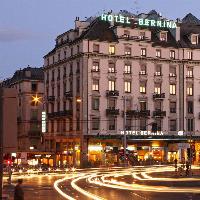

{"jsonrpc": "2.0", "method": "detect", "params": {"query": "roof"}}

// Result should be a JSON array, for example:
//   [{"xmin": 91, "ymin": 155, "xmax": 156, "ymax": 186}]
[{"xmin": 1, "ymin": 66, "xmax": 44, "ymax": 87}]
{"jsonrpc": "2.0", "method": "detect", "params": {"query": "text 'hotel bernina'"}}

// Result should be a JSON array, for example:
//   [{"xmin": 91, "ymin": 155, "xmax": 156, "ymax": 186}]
[{"xmin": 43, "ymin": 10, "xmax": 200, "ymax": 167}]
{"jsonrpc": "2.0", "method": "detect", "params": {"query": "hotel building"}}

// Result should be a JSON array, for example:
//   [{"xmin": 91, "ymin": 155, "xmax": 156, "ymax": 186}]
[{"xmin": 43, "ymin": 11, "xmax": 200, "ymax": 167}]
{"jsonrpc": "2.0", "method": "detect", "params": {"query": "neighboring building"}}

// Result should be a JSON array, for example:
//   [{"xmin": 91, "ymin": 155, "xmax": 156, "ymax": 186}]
[
  {"xmin": 1, "ymin": 67, "xmax": 44, "ymax": 164},
  {"xmin": 0, "ymin": 87, "xmax": 17, "ymax": 154},
  {"xmin": 43, "ymin": 10, "xmax": 200, "ymax": 167}
]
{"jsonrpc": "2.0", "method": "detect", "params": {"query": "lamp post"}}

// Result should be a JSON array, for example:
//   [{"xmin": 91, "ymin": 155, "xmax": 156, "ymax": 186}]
[{"xmin": 123, "ymin": 96, "xmax": 128, "ymax": 167}]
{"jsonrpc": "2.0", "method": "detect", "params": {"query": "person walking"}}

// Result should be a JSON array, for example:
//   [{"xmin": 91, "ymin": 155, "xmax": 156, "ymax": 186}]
[
  {"xmin": 14, "ymin": 179, "xmax": 24, "ymax": 200},
  {"xmin": 186, "ymin": 161, "xmax": 190, "ymax": 176}
]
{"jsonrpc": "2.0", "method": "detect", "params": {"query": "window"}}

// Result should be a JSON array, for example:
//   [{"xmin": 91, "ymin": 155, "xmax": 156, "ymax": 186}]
[
  {"xmin": 76, "ymin": 78, "xmax": 80, "ymax": 93},
  {"xmin": 108, "ymin": 62, "xmax": 115, "ymax": 73},
  {"xmin": 155, "ymin": 64, "xmax": 162, "ymax": 76},
  {"xmin": 169, "ymin": 66, "xmax": 176, "ymax": 77},
  {"xmin": 92, "ymin": 97, "xmax": 99, "ymax": 110},
  {"xmin": 92, "ymin": 118, "xmax": 100, "ymax": 130},
  {"xmin": 57, "ymin": 68, "xmax": 60, "ymax": 80},
  {"xmin": 140, "ymin": 64, "xmax": 146, "ymax": 75},
  {"xmin": 156, "ymin": 49, "xmax": 161, "ymax": 58},
  {"xmin": 170, "ymin": 102, "xmax": 176, "ymax": 113},
  {"xmin": 109, "ymin": 80, "xmax": 115, "ymax": 91},
  {"xmin": 30, "ymin": 109, "xmax": 38, "ymax": 120},
  {"xmin": 108, "ymin": 97, "xmax": 116, "ymax": 108},
  {"xmin": 187, "ymin": 68, "xmax": 193, "ymax": 78},
  {"xmin": 126, "ymin": 118, "xmax": 132, "ymax": 130},
  {"xmin": 124, "ymin": 81, "xmax": 131, "ymax": 93},
  {"xmin": 52, "ymin": 56, "xmax": 55, "ymax": 64},
  {"xmin": 140, "ymin": 82, "xmax": 146, "ymax": 94},
  {"xmin": 170, "ymin": 120, "xmax": 177, "ymax": 131},
  {"xmin": 170, "ymin": 50, "xmax": 175, "ymax": 59},
  {"xmin": 126, "ymin": 99, "xmax": 132, "ymax": 110},
  {"xmin": 92, "ymin": 61, "xmax": 99, "ymax": 72},
  {"xmin": 124, "ymin": 64, "xmax": 131, "ymax": 74},
  {"xmin": 51, "ymin": 70, "xmax": 55, "ymax": 81},
  {"xmin": 93, "ymin": 44, "xmax": 100, "ymax": 53},
  {"xmin": 109, "ymin": 45, "xmax": 115, "ymax": 55},
  {"xmin": 57, "ymin": 85, "xmax": 60, "ymax": 96},
  {"xmin": 76, "ymin": 62, "xmax": 80, "ymax": 74},
  {"xmin": 140, "ymin": 119, "xmax": 147, "ymax": 131},
  {"xmin": 187, "ymin": 101, "xmax": 193, "ymax": 114},
  {"xmin": 76, "ymin": 118, "xmax": 80, "ymax": 131},
  {"xmin": 124, "ymin": 30, "xmax": 130, "ymax": 38},
  {"xmin": 155, "ymin": 101, "xmax": 161, "ymax": 111},
  {"xmin": 125, "ymin": 46, "xmax": 131, "ymax": 55},
  {"xmin": 63, "ymin": 66, "xmax": 66, "ymax": 77},
  {"xmin": 141, "ymin": 48, "xmax": 146, "ymax": 56},
  {"xmin": 47, "ymin": 58, "xmax": 49, "ymax": 65},
  {"xmin": 160, "ymin": 32, "xmax": 167, "ymax": 41},
  {"xmin": 57, "ymin": 102, "xmax": 60, "ymax": 112},
  {"xmin": 108, "ymin": 117, "xmax": 116, "ymax": 130},
  {"xmin": 187, "ymin": 85, "xmax": 193, "ymax": 96},
  {"xmin": 64, "ymin": 51, "xmax": 66, "ymax": 59},
  {"xmin": 140, "ymin": 101, "xmax": 147, "ymax": 111},
  {"xmin": 139, "ymin": 31, "xmax": 145, "ymax": 39},
  {"xmin": 187, "ymin": 118, "xmax": 194, "ymax": 131},
  {"xmin": 187, "ymin": 51, "xmax": 193, "ymax": 60},
  {"xmin": 191, "ymin": 34, "xmax": 198, "ymax": 45},
  {"xmin": 77, "ymin": 45, "xmax": 80, "ymax": 53},
  {"xmin": 31, "ymin": 83, "xmax": 37, "ymax": 92},
  {"xmin": 170, "ymin": 84, "xmax": 176, "ymax": 95},
  {"xmin": 92, "ymin": 80, "xmax": 99, "ymax": 91},
  {"xmin": 154, "ymin": 83, "xmax": 161, "ymax": 94},
  {"xmin": 70, "ymin": 48, "xmax": 73, "ymax": 56}
]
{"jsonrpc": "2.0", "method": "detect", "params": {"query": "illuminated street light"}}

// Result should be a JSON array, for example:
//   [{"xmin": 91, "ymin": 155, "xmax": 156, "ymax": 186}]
[{"xmin": 31, "ymin": 94, "xmax": 42, "ymax": 106}]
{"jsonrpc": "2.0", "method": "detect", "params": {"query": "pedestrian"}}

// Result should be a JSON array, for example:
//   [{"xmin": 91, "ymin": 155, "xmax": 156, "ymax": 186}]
[
  {"xmin": 185, "ymin": 161, "xmax": 190, "ymax": 176},
  {"xmin": 174, "ymin": 158, "xmax": 178, "ymax": 171},
  {"xmin": 14, "ymin": 179, "xmax": 24, "ymax": 200}
]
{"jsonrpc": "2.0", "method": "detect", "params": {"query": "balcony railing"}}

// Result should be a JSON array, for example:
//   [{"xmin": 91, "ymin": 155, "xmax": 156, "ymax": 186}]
[
  {"xmin": 126, "ymin": 110, "xmax": 150, "ymax": 118},
  {"xmin": 59, "ymin": 110, "xmax": 73, "ymax": 117},
  {"xmin": 106, "ymin": 108, "xmax": 120, "ymax": 116},
  {"xmin": 64, "ymin": 91, "xmax": 73, "ymax": 98},
  {"xmin": 47, "ymin": 96, "xmax": 55, "ymax": 102},
  {"xmin": 153, "ymin": 93, "xmax": 165, "ymax": 100},
  {"xmin": 153, "ymin": 110, "xmax": 166, "ymax": 118},
  {"xmin": 106, "ymin": 90, "xmax": 119, "ymax": 97}
]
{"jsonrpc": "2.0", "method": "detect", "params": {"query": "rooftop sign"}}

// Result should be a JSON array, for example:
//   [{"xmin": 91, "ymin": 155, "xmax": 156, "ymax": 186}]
[{"xmin": 100, "ymin": 14, "xmax": 177, "ymax": 29}]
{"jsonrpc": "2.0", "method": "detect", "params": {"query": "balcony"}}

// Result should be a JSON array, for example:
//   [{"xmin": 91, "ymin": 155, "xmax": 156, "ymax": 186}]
[
  {"xmin": 47, "ymin": 112, "xmax": 56, "ymax": 118},
  {"xmin": 64, "ymin": 91, "xmax": 73, "ymax": 98},
  {"xmin": 153, "ymin": 93, "xmax": 165, "ymax": 100},
  {"xmin": 47, "ymin": 96, "xmax": 55, "ymax": 102},
  {"xmin": 106, "ymin": 108, "xmax": 120, "ymax": 116},
  {"xmin": 59, "ymin": 110, "xmax": 73, "ymax": 117},
  {"xmin": 126, "ymin": 110, "xmax": 150, "ymax": 118},
  {"xmin": 28, "ymin": 130, "xmax": 41, "ymax": 138},
  {"xmin": 106, "ymin": 90, "xmax": 119, "ymax": 97},
  {"xmin": 153, "ymin": 110, "xmax": 166, "ymax": 118}
]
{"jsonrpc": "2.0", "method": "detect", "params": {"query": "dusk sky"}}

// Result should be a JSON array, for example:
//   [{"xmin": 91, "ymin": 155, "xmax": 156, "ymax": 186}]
[{"xmin": 0, "ymin": 0, "xmax": 199, "ymax": 79}]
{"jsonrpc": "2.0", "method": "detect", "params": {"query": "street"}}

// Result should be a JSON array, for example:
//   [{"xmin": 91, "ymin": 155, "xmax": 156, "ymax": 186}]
[{"xmin": 3, "ymin": 165, "xmax": 200, "ymax": 200}]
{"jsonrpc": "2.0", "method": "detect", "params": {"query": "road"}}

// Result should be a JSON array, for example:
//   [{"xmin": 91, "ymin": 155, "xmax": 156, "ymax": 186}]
[{"xmin": 3, "ymin": 165, "xmax": 200, "ymax": 200}]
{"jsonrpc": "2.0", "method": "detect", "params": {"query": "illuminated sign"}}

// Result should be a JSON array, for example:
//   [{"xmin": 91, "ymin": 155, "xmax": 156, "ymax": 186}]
[
  {"xmin": 41, "ymin": 111, "xmax": 46, "ymax": 133},
  {"xmin": 100, "ymin": 13, "xmax": 177, "ymax": 29},
  {"xmin": 121, "ymin": 130, "xmax": 184, "ymax": 136},
  {"xmin": 101, "ymin": 14, "xmax": 131, "ymax": 24},
  {"xmin": 138, "ymin": 18, "xmax": 177, "ymax": 29}
]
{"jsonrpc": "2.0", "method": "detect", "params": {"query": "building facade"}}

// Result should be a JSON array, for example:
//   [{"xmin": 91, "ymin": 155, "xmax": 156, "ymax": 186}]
[
  {"xmin": 43, "ymin": 11, "xmax": 200, "ymax": 167},
  {"xmin": 1, "ymin": 67, "xmax": 44, "ymax": 165}
]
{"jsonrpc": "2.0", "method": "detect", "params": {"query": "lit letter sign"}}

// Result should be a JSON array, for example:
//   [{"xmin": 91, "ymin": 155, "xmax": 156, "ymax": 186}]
[
  {"xmin": 100, "ymin": 14, "xmax": 131, "ymax": 24},
  {"xmin": 42, "ymin": 111, "xmax": 46, "ymax": 133}
]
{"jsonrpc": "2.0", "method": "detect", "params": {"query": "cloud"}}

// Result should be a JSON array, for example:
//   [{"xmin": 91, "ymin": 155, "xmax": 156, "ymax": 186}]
[{"xmin": 0, "ymin": 28, "xmax": 39, "ymax": 42}]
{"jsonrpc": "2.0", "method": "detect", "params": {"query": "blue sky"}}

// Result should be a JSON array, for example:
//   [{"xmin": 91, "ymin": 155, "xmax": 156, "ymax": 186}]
[{"xmin": 0, "ymin": 0, "xmax": 199, "ymax": 79}]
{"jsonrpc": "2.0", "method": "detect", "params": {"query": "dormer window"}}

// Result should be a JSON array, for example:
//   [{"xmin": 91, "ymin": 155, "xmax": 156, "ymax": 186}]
[
  {"xmin": 124, "ymin": 30, "xmax": 130, "ymax": 38},
  {"xmin": 160, "ymin": 32, "xmax": 167, "ymax": 41},
  {"xmin": 191, "ymin": 34, "xmax": 198, "ymax": 45}
]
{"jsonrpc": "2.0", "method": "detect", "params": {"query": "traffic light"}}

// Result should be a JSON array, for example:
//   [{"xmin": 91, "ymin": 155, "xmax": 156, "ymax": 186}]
[{"xmin": 151, "ymin": 123, "xmax": 158, "ymax": 133}]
